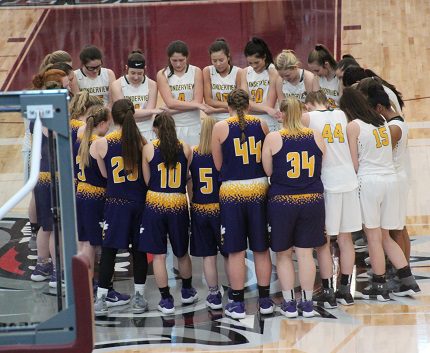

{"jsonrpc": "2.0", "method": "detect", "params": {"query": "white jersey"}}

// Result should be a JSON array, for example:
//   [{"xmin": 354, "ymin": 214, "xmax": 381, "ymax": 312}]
[
  {"xmin": 388, "ymin": 118, "xmax": 409, "ymax": 176},
  {"xmin": 246, "ymin": 66, "xmax": 278, "ymax": 131},
  {"xmin": 74, "ymin": 68, "xmax": 110, "ymax": 105},
  {"xmin": 355, "ymin": 119, "xmax": 396, "ymax": 177},
  {"xmin": 308, "ymin": 109, "xmax": 358, "ymax": 192},
  {"xmin": 282, "ymin": 69, "xmax": 307, "ymax": 102},
  {"xmin": 319, "ymin": 75, "xmax": 340, "ymax": 108},
  {"xmin": 383, "ymin": 85, "xmax": 403, "ymax": 116},
  {"xmin": 165, "ymin": 64, "xmax": 200, "ymax": 127},
  {"xmin": 209, "ymin": 65, "xmax": 239, "ymax": 121},
  {"xmin": 120, "ymin": 75, "xmax": 152, "ymax": 133}
]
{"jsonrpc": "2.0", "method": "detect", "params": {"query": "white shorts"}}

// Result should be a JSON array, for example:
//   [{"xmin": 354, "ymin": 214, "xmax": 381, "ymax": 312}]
[
  {"xmin": 358, "ymin": 174, "xmax": 400, "ymax": 229},
  {"xmin": 325, "ymin": 188, "xmax": 362, "ymax": 236},
  {"xmin": 396, "ymin": 172, "xmax": 409, "ymax": 230},
  {"xmin": 176, "ymin": 123, "xmax": 201, "ymax": 146}
]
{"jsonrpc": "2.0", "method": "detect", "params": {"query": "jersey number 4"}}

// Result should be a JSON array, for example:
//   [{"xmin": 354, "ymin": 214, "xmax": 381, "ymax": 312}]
[
  {"xmin": 322, "ymin": 123, "xmax": 345, "ymax": 143},
  {"xmin": 233, "ymin": 137, "xmax": 262, "ymax": 164},
  {"xmin": 286, "ymin": 151, "xmax": 315, "ymax": 178}
]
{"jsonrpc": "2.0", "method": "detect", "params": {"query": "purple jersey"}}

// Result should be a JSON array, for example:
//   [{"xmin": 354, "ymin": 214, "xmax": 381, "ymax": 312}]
[
  {"xmin": 189, "ymin": 147, "xmax": 220, "ymax": 204},
  {"xmin": 148, "ymin": 139, "xmax": 188, "ymax": 194},
  {"xmin": 220, "ymin": 115, "xmax": 266, "ymax": 181},
  {"xmin": 103, "ymin": 130, "xmax": 146, "ymax": 201},
  {"xmin": 270, "ymin": 128, "xmax": 323, "ymax": 195}
]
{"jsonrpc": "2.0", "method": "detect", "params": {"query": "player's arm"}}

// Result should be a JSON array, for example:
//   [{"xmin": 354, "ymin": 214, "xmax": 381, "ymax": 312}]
[
  {"xmin": 346, "ymin": 121, "xmax": 360, "ymax": 172},
  {"xmin": 211, "ymin": 122, "xmax": 224, "ymax": 171},
  {"xmin": 202, "ymin": 66, "xmax": 228, "ymax": 111},
  {"xmin": 388, "ymin": 124, "xmax": 402, "ymax": 150},
  {"xmin": 275, "ymin": 75, "xmax": 285, "ymax": 104},
  {"xmin": 107, "ymin": 69, "xmax": 116, "ymax": 108},
  {"xmin": 134, "ymin": 78, "xmax": 162, "ymax": 121},
  {"xmin": 93, "ymin": 137, "xmax": 108, "ymax": 178},
  {"xmin": 186, "ymin": 146, "xmax": 194, "ymax": 201},
  {"xmin": 110, "ymin": 78, "xmax": 124, "ymax": 103},
  {"xmin": 262, "ymin": 132, "xmax": 275, "ymax": 176},
  {"xmin": 141, "ymin": 143, "xmax": 153, "ymax": 186},
  {"xmin": 312, "ymin": 129, "xmax": 326, "ymax": 157}
]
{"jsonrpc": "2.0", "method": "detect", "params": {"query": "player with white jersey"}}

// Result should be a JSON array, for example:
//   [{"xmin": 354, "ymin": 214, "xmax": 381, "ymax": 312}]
[
  {"xmin": 302, "ymin": 91, "xmax": 361, "ymax": 307},
  {"xmin": 240, "ymin": 37, "xmax": 279, "ymax": 132},
  {"xmin": 203, "ymin": 39, "xmax": 241, "ymax": 121},
  {"xmin": 74, "ymin": 45, "xmax": 115, "ymax": 106},
  {"xmin": 307, "ymin": 44, "xmax": 340, "ymax": 108},
  {"xmin": 111, "ymin": 50, "xmax": 160, "ymax": 142},
  {"xmin": 274, "ymin": 50, "xmax": 318, "ymax": 103},
  {"xmin": 357, "ymin": 78, "xmax": 410, "ymax": 261},
  {"xmin": 341, "ymin": 88, "xmax": 420, "ymax": 301},
  {"xmin": 157, "ymin": 40, "xmax": 210, "ymax": 146}
]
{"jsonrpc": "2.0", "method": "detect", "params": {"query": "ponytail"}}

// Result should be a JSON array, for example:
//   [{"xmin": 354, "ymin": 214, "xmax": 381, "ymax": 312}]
[
  {"xmin": 111, "ymin": 99, "xmax": 146, "ymax": 175},
  {"xmin": 153, "ymin": 112, "xmax": 180, "ymax": 169},
  {"xmin": 307, "ymin": 44, "xmax": 337, "ymax": 69},
  {"xmin": 78, "ymin": 105, "xmax": 109, "ymax": 169},
  {"xmin": 69, "ymin": 91, "xmax": 103, "ymax": 120},
  {"xmin": 227, "ymin": 89, "xmax": 249, "ymax": 143},
  {"xmin": 244, "ymin": 37, "xmax": 274, "ymax": 69}
]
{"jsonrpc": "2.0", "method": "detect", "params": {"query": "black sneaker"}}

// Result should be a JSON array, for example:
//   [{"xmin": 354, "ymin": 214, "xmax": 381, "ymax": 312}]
[
  {"xmin": 312, "ymin": 288, "xmax": 338, "ymax": 309},
  {"xmin": 361, "ymin": 282, "xmax": 390, "ymax": 302},
  {"xmin": 335, "ymin": 287, "xmax": 354, "ymax": 306},
  {"xmin": 392, "ymin": 283, "xmax": 421, "ymax": 297}
]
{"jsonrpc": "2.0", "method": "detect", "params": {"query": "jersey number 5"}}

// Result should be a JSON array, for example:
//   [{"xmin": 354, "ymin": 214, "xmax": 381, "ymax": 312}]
[
  {"xmin": 199, "ymin": 168, "xmax": 213, "ymax": 194},
  {"xmin": 286, "ymin": 151, "xmax": 315, "ymax": 178},
  {"xmin": 234, "ymin": 137, "xmax": 262, "ymax": 164},
  {"xmin": 111, "ymin": 157, "xmax": 138, "ymax": 183}
]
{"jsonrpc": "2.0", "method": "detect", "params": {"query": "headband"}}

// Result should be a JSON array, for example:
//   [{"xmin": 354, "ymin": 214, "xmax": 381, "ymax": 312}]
[{"xmin": 128, "ymin": 60, "xmax": 145, "ymax": 69}]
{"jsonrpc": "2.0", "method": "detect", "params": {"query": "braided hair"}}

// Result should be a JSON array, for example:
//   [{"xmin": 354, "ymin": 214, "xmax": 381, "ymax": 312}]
[{"xmin": 227, "ymin": 89, "xmax": 249, "ymax": 143}]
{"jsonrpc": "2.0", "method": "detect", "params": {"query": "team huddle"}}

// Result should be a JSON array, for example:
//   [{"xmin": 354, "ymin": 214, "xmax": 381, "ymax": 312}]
[{"xmin": 27, "ymin": 37, "xmax": 420, "ymax": 320}]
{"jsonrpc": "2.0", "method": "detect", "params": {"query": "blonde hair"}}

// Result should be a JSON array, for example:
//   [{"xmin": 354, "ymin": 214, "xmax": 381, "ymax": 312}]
[
  {"xmin": 197, "ymin": 116, "xmax": 216, "ymax": 154},
  {"xmin": 275, "ymin": 49, "xmax": 300, "ymax": 70},
  {"xmin": 69, "ymin": 91, "xmax": 103, "ymax": 120},
  {"xmin": 39, "ymin": 50, "xmax": 72, "ymax": 74},
  {"xmin": 280, "ymin": 97, "xmax": 304, "ymax": 133},
  {"xmin": 77, "ymin": 105, "xmax": 109, "ymax": 169}
]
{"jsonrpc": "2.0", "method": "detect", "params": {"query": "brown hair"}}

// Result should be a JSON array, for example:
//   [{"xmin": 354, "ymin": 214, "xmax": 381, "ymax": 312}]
[
  {"xmin": 32, "ymin": 69, "xmax": 67, "ymax": 89},
  {"xmin": 153, "ymin": 112, "xmax": 181, "ymax": 169},
  {"xmin": 339, "ymin": 88, "xmax": 385, "ymax": 127},
  {"xmin": 307, "ymin": 44, "xmax": 337, "ymax": 69},
  {"xmin": 78, "ymin": 105, "xmax": 109, "ymax": 169},
  {"xmin": 111, "ymin": 99, "xmax": 146, "ymax": 174},
  {"xmin": 227, "ymin": 88, "xmax": 249, "ymax": 143},
  {"xmin": 39, "ymin": 50, "xmax": 72, "ymax": 74},
  {"xmin": 304, "ymin": 90, "xmax": 329, "ymax": 106}
]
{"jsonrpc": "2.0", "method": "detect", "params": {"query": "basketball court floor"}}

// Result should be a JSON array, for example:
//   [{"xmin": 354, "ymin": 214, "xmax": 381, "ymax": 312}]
[{"xmin": 0, "ymin": 1, "xmax": 430, "ymax": 352}]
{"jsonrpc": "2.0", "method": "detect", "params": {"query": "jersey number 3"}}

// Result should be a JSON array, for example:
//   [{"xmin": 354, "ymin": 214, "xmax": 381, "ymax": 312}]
[{"xmin": 286, "ymin": 151, "xmax": 315, "ymax": 178}]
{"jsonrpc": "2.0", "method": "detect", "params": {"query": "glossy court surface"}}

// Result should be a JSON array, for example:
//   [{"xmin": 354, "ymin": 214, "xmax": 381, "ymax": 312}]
[{"xmin": 0, "ymin": 1, "xmax": 429, "ymax": 352}]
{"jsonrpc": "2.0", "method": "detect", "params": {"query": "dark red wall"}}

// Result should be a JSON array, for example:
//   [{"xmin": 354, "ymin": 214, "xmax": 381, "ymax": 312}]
[{"xmin": 5, "ymin": 0, "xmax": 339, "ymax": 90}]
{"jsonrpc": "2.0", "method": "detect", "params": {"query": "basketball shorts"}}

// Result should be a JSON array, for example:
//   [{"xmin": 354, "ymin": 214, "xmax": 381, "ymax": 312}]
[
  {"xmin": 190, "ymin": 203, "xmax": 224, "ymax": 257},
  {"xmin": 102, "ymin": 197, "xmax": 144, "ymax": 249},
  {"xmin": 139, "ymin": 191, "xmax": 189, "ymax": 257},
  {"xmin": 219, "ymin": 177, "xmax": 269, "ymax": 254},
  {"xmin": 76, "ymin": 182, "xmax": 105, "ymax": 246},
  {"xmin": 268, "ymin": 192, "xmax": 326, "ymax": 251},
  {"xmin": 34, "ymin": 172, "xmax": 53, "ymax": 232},
  {"xmin": 324, "ymin": 188, "xmax": 362, "ymax": 236},
  {"xmin": 358, "ymin": 174, "xmax": 400, "ymax": 229}
]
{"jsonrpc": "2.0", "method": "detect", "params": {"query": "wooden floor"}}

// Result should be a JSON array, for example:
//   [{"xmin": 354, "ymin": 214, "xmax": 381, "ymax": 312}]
[{"xmin": 0, "ymin": 1, "xmax": 429, "ymax": 353}]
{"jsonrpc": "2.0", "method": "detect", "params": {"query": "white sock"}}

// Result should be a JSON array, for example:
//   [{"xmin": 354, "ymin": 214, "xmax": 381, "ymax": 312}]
[
  {"xmin": 135, "ymin": 283, "xmax": 145, "ymax": 296},
  {"xmin": 302, "ymin": 290, "xmax": 313, "ymax": 302},
  {"xmin": 282, "ymin": 289, "xmax": 295, "ymax": 302},
  {"xmin": 97, "ymin": 287, "xmax": 108, "ymax": 299}
]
